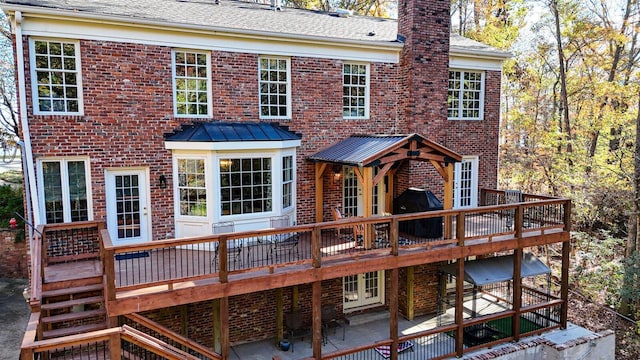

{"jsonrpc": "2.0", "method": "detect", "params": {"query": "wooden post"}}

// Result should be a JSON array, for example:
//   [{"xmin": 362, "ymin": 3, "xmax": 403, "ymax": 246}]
[
  {"xmin": 386, "ymin": 170, "xmax": 395, "ymax": 214},
  {"xmin": 515, "ymin": 206, "xmax": 523, "ymax": 239},
  {"xmin": 212, "ymin": 299, "xmax": 221, "ymax": 353},
  {"xmin": 276, "ymin": 288, "xmax": 283, "ymax": 341},
  {"xmin": 363, "ymin": 166, "xmax": 374, "ymax": 248},
  {"xmin": 292, "ymin": 285, "xmax": 299, "ymax": 312},
  {"xmin": 220, "ymin": 297, "xmax": 229, "ymax": 359},
  {"xmin": 312, "ymin": 281, "xmax": 322, "ymax": 359},
  {"xmin": 181, "ymin": 305, "xmax": 188, "ymax": 338},
  {"xmin": 561, "ymin": 239, "xmax": 570, "ymax": 329},
  {"xmin": 219, "ymin": 235, "xmax": 228, "ymax": 283},
  {"xmin": 390, "ymin": 217, "xmax": 399, "ymax": 256},
  {"xmin": 390, "ymin": 268, "xmax": 399, "ymax": 360},
  {"xmin": 513, "ymin": 248, "xmax": 523, "ymax": 341},
  {"xmin": 315, "ymin": 163, "xmax": 327, "ymax": 223},
  {"xmin": 109, "ymin": 332, "xmax": 121, "ymax": 360},
  {"xmin": 456, "ymin": 212, "xmax": 465, "ymax": 246},
  {"xmin": 455, "ymin": 257, "xmax": 465, "ymax": 357},
  {"xmin": 443, "ymin": 164, "xmax": 454, "ymax": 239},
  {"xmin": 406, "ymin": 266, "xmax": 414, "ymax": 321},
  {"xmin": 312, "ymin": 227, "xmax": 321, "ymax": 268}
]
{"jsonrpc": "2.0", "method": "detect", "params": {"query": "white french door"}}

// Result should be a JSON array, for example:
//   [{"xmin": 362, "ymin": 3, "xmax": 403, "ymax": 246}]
[
  {"xmin": 342, "ymin": 166, "xmax": 385, "ymax": 216},
  {"xmin": 453, "ymin": 157, "xmax": 479, "ymax": 208},
  {"xmin": 106, "ymin": 169, "xmax": 151, "ymax": 245},
  {"xmin": 343, "ymin": 271, "xmax": 384, "ymax": 310}
]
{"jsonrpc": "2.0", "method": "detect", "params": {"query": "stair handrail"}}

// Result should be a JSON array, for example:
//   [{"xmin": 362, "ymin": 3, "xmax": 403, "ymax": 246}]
[
  {"xmin": 121, "ymin": 325, "xmax": 204, "ymax": 360},
  {"xmin": 29, "ymin": 226, "xmax": 43, "ymax": 312},
  {"xmin": 124, "ymin": 313, "xmax": 220, "ymax": 360}
]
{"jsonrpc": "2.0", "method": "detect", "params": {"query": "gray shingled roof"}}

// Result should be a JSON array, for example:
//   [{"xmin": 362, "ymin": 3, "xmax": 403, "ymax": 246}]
[
  {"xmin": 164, "ymin": 122, "xmax": 301, "ymax": 142},
  {"xmin": 1, "ymin": 0, "xmax": 511, "ymax": 56}
]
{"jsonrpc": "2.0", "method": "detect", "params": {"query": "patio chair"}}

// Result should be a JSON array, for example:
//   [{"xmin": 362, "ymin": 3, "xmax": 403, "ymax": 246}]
[
  {"xmin": 321, "ymin": 304, "xmax": 346, "ymax": 345},
  {"xmin": 504, "ymin": 190, "xmax": 522, "ymax": 230},
  {"xmin": 332, "ymin": 207, "xmax": 364, "ymax": 246},
  {"xmin": 212, "ymin": 222, "xmax": 242, "ymax": 271},
  {"xmin": 284, "ymin": 311, "xmax": 311, "ymax": 352},
  {"xmin": 269, "ymin": 215, "xmax": 299, "ymax": 263}
]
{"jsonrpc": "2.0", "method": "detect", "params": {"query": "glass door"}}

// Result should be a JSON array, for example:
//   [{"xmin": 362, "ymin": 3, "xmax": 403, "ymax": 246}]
[{"xmin": 106, "ymin": 169, "xmax": 150, "ymax": 244}]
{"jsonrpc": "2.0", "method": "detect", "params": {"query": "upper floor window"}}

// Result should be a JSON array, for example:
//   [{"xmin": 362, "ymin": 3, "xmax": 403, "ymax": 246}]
[
  {"xmin": 343, "ymin": 63, "xmax": 369, "ymax": 119},
  {"xmin": 220, "ymin": 157, "xmax": 272, "ymax": 215},
  {"xmin": 173, "ymin": 50, "xmax": 211, "ymax": 117},
  {"xmin": 177, "ymin": 158, "xmax": 207, "ymax": 216},
  {"xmin": 259, "ymin": 57, "xmax": 290, "ymax": 119},
  {"xmin": 282, "ymin": 155, "xmax": 293, "ymax": 209},
  {"xmin": 30, "ymin": 39, "xmax": 83, "ymax": 115},
  {"xmin": 448, "ymin": 70, "xmax": 484, "ymax": 120},
  {"xmin": 38, "ymin": 158, "xmax": 91, "ymax": 224}
]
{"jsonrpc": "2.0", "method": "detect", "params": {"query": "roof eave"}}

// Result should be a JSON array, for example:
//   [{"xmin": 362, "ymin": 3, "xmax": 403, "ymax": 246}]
[
  {"xmin": 2, "ymin": 4, "xmax": 404, "ymax": 51},
  {"xmin": 450, "ymin": 46, "xmax": 513, "ymax": 61}
]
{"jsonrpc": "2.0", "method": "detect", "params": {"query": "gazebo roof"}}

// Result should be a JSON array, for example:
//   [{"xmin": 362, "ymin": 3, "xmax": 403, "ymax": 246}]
[{"xmin": 307, "ymin": 134, "xmax": 462, "ymax": 167}]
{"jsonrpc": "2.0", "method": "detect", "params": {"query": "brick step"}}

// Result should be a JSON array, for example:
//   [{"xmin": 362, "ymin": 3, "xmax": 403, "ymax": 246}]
[
  {"xmin": 42, "ymin": 308, "xmax": 106, "ymax": 324},
  {"xmin": 42, "ymin": 323, "xmax": 107, "ymax": 339},
  {"xmin": 43, "ymin": 276, "xmax": 102, "ymax": 292},
  {"xmin": 41, "ymin": 296, "xmax": 104, "ymax": 311},
  {"xmin": 42, "ymin": 284, "xmax": 103, "ymax": 298}
]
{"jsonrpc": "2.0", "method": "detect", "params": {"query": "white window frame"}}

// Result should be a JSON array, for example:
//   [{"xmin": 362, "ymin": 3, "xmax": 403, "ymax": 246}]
[
  {"xmin": 282, "ymin": 154, "xmax": 294, "ymax": 210},
  {"xmin": 342, "ymin": 63, "xmax": 370, "ymax": 119},
  {"xmin": 453, "ymin": 156, "xmax": 479, "ymax": 208},
  {"xmin": 29, "ymin": 38, "xmax": 84, "ymax": 115},
  {"xmin": 171, "ymin": 49, "xmax": 212, "ymax": 117},
  {"xmin": 447, "ymin": 69, "xmax": 485, "ymax": 121},
  {"xmin": 175, "ymin": 156, "xmax": 209, "ymax": 218},
  {"xmin": 343, "ymin": 271, "xmax": 385, "ymax": 310},
  {"xmin": 258, "ymin": 56, "xmax": 291, "ymax": 120},
  {"xmin": 37, "ymin": 157, "xmax": 93, "ymax": 224}
]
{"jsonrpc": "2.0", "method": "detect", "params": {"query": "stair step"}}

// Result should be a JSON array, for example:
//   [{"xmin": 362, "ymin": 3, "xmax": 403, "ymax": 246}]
[
  {"xmin": 41, "ymin": 296, "xmax": 104, "ymax": 311},
  {"xmin": 43, "ymin": 275, "xmax": 102, "ymax": 292},
  {"xmin": 43, "ymin": 323, "xmax": 107, "ymax": 339},
  {"xmin": 42, "ymin": 284, "xmax": 104, "ymax": 298},
  {"xmin": 42, "ymin": 309, "xmax": 106, "ymax": 324}
]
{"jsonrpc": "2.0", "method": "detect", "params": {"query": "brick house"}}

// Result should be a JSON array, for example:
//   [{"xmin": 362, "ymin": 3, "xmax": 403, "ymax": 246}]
[{"xmin": 3, "ymin": 1, "xmax": 591, "ymax": 359}]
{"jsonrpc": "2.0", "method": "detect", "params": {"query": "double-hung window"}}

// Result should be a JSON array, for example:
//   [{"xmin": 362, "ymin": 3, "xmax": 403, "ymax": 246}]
[
  {"xmin": 343, "ymin": 63, "xmax": 369, "ymax": 118},
  {"xmin": 448, "ymin": 70, "xmax": 484, "ymax": 120},
  {"xmin": 39, "ymin": 159, "xmax": 91, "ymax": 224},
  {"xmin": 282, "ymin": 155, "xmax": 293, "ymax": 209},
  {"xmin": 173, "ymin": 50, "xmax": 211, "ymax": 117},
  {"xmin": 259, "ymin": 57, "xmax": 290, "ymax": 119},
  {"xmin": 30, "ymin": 39, "xmax": 83, "ymax": 115},
  {"xmin": 177, "ymin": 158, "xmax": 207, "ymax": 216}
]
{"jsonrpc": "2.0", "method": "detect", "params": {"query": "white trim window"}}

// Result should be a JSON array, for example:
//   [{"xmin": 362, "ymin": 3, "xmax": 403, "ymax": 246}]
[
  {"xmin": 38, "ymin": 158, "xmax": 92, "ymax": 224},
  {"xmin": 177, "ymin": 158, "xmax": 207, "ymax": 217},
  {"xmin": 282, "ymin": 155, "xmax": 293, "ymax": 209},
  {"xmin": 343, "ymin": 63, "xmax": 369, "ymax": 119},
  {"xmin": 172, "ymin": 50, "xmax": 211, "ymax": 117},
  {"xmin": 30, "ymin": 39, "xmax": 83, "ymax": 115},
  {"xmin": 448, "ymin": 70, "xmax": 484, "ymax": 120},
  {"xmin": 220, "ymin": 157, "xmax": 273, "ymax": 215},
  {"xmin": 259, "ymin": 57, "xmax": 291, "ymax": 119}
]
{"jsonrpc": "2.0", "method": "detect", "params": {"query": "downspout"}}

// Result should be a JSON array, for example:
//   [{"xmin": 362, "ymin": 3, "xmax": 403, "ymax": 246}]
[
  {"xmin": 13, "ymin": 11, "xmax": 42, "ymax": 241},
  {"xmin": 17, "ymin": 140, "xmax": 33, "ymax": 242}
]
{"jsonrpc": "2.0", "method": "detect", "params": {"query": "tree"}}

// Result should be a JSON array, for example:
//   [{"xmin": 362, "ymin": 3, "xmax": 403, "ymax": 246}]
[{"xmin": 0, "ymin": 12, "xmax": 18, "ymax": 137}]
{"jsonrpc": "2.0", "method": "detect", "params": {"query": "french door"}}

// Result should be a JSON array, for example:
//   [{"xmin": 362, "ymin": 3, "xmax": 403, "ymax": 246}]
[
  {"xmin": 453, "ymin": 157, "xmax": 479, "ymax": 208},
  {"xmin": 343, "ymin": 271, "xmax": 384, "ymax": 310},
  {"xmin": 106, "ymin": 169, "xmax": 150, "ymax": 244}
]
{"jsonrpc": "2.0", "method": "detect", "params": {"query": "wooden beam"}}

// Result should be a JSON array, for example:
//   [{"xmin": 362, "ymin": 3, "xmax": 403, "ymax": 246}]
[
  {"xmin": 276, "ymin": 288, "xmax": 283, "ymax": 341},
  {"xmin": 372, "ymin": 162, "xmax": 393, "ymax": 187},
  {"xmin": 315, "ymin": 163, "xmax": 326, "ymax": 223},
  {"xmin": 220, "ymin": 297, "xmax": 229, "ymax": 360},
  {"xmin": 429, "ymin": 160, "xmax": 447, "ymax": 180},
  {"xmin": 353, "ymin": 166, "xmax": 364, "ymax": 185},
  {"xmin": 406, "ymin": 266, "xmax": 414, "ymax": 321},
  {"xmin": 312, "ymin": 281, "xmax": 322, "ymax": 359},
  {"xmin": 390, "ymin": 267, "xmax": 399, "ymax": 360},
  {"xmin": 513, "ymin": 248, "xmax": 522, "ymax": 342}
]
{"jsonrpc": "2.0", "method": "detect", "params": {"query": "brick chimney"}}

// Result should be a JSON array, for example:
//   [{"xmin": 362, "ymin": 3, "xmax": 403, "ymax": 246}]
[{"xmin": 398, "ymin": 0, "xmax": 451, "ymax": 137}]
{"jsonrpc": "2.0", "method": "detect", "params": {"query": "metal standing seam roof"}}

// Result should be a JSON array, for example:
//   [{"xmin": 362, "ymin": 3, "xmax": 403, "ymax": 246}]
[
  {"xmin": 164, "ymin": 122, "xmax": 301, "ymax": 142},
  {"xmin": 308, "ymin": 134, "xmax": 406, "ymax": 166},
  {"xmin": 439, "ymin": 253, "xmax": 551, "ymax": 286}
]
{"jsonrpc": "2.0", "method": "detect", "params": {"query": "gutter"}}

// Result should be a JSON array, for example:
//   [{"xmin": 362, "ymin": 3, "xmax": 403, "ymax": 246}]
[
  {"xmin": 450, "ymin": 47, "xmax": 513, "ymax": 61},
  {"xmin": 1, "ymin": 4, "xmax": 404, "ymax": 52},
  {"xmin": 13, "ymin": 11, "xmax": 41, "ymax": 231}
]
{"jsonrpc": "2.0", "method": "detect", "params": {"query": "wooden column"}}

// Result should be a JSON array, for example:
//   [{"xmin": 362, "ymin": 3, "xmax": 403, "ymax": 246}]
[
  {"xmin": 315, "ymin": 163, "xmax": 327, "ymax": 223},
  {"xmin": 363, "ymin": 166, "xmax": 374, "ymax": 248},
  {"xmin": 292, "ymin": 285, "xmax": 299, "ymax": 312},
  {"xmin": 385, "ymin": 170, "xmax": 396, "ymax": 214},
  {"xmin": 406, "ymin": 266, "xmax": 415, "ymax": 321},
  {"xmin": 561, "ymin": 239, "xmax": 570, "ymax": 329},
  {"xmin": 276, "ymin": 288, "xmax": 283, "ymax": 341},
  {"xmin": 455, "ymin": 257, "xmax": 465, "ymax": 358},
  {"xmin": 512, "ymin": 248, "xmax": 523, "ymax": 341},
  {"xmin": 220, "ymin": 297, "xmax": 229, "ymax": 359},
  {"xmin": 390, "ymin": 267, "xmax": 399, "ymax": 360},
  {"xmin": 443, "ymin": 163, "xmax": 454, "ymax": 239},
  {"xmin": 212, "ymin": 299, "xmax": 221, "ymax": 353},
  {"xmin": 312, "ymin": 281, "xmax": 322, "ymax": 359},
  {"xmin": 219, "ymin": 235, "xmax": 228, "ymax": 283}
]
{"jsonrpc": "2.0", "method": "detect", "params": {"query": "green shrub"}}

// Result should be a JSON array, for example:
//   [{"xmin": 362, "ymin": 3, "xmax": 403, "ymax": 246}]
[{"xmin": 0, "ymin": 184, "xmax": 24, "ymax": 229}]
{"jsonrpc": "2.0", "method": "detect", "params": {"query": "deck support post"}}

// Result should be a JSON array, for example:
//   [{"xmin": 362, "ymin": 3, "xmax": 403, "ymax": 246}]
[
  {"xmin": 513, "ymin": 248, "xmax": 523, "ymax": 342},
  {"xmin": 315, "ymin": 163, "xmax": 327, "ymax": 223},
  {"xmin": 212, "ymin": 299, "xmax": 221, "ymax": 353},
  {"xmin": 220, "ymin": 297, "xmax": 229, "ymax": 360},
  {"xmin": 312, "ymin": 281, "xmax": 322, "ymax": 359},
  {"xmin": 455, "ymin": 256, "xmax": 465, "ymax": 357},
  {"xmin": 561, "ymin": 239, "xmax": 570, "ymax": 329},
  {"xmin": 406, "ymin": 266, "xmax": 414, "ymax": 321},
  {"xmin": 390, "ymin": 267, "xmax": 399, "ymax": 360},
  {"xmin": 276, "ymin": 288, "xmax": 283, "ymax": 341}
]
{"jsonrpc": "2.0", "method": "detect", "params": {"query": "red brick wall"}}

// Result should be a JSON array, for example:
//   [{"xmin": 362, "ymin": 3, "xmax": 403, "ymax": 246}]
[{"xmin": 0, "ymin": 229, "xmax": 28, "ymax": 278}]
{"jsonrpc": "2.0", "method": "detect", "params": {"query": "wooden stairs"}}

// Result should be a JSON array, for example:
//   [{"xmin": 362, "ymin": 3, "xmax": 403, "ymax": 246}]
[{"xmin": 40, "ymin": 273, "xmax": 107, "ymax": 339}]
